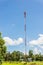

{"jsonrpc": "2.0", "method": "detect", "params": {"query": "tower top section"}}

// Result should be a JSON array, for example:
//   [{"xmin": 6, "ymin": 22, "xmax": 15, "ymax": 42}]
[{"xmin": 24, "ymin": 12, "xmax": 26, "ymax": 18}]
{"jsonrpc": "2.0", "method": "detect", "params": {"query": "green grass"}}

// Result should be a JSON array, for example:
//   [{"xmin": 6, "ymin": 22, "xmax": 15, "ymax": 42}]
[{"xmin": 2, "ymin": 61, "xmax": 43, "ymax": 65}]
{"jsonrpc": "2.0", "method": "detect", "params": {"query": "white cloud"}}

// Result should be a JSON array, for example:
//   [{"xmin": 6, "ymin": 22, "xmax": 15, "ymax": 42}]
[
  {"xmin": 38, "ymin": 34, "xmax": 43, "ymax": 37},
  {"xmin": 33, "ymin": 48, "xmax": 41, "ymax": 54},
  {"xmin": 33, "ymin": 48, "xmax": 39, "ymax": 54},
  {"xmin": 28, "ymin": 34, "xmax": 43, "ymax": 54},
  {"xmin": 29, "ymin": 34, "xmax": 43, "ymax": 46},
  {"xmin": 3, "ymin": 34, "xmax": 43, "ymax": 54},
  {"xmin": 3, "ymin": 37, "xmax": 23, "ymax": 46},
  {"xmin": 38, "ymin": 45, "xmax": 43, "ymax": 49},
  {"xmin": 12, "ymin": 23, "xmax": 15, "ymax": 27}
]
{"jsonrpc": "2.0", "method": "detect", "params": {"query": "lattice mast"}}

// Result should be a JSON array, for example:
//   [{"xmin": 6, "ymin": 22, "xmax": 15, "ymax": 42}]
[{"xmin": 24, "ymin": 12, "xmax": 26, "ymax": 56}]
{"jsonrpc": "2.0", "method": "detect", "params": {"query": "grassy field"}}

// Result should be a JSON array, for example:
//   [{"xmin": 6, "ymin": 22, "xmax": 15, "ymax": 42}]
[{"xmin": 2, "ymin": 61, "xmax": 43, "ymax": 65}]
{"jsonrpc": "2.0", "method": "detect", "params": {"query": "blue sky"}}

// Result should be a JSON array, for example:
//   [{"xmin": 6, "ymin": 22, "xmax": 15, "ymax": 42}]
[{"xmin": 0, "ymin": 0, "xmax": 43, "ymax": 54}]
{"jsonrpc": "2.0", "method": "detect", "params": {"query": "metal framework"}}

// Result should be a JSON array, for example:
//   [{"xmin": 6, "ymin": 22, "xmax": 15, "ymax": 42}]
[{"xmin": 24, "ymin": 12, "xmax": 27, "ymax": 57}]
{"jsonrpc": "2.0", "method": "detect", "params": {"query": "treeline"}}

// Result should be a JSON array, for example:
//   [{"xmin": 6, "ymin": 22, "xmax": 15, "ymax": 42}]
[
  {"xmin": 0, "ymin": 32, "xmax": 43, "ymax": 62},
  {"xmin": 4, "ymin": 50, "xmax": 43, "ymax": 61}
]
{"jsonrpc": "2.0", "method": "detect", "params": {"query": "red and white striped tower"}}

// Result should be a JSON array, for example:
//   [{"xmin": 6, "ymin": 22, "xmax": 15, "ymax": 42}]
[{"xmin": 24, "ymin": 12, "xmax": 27, "ymax": 57}]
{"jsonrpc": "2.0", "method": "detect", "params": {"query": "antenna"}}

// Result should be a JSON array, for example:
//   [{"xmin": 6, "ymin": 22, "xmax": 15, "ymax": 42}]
[{"xmin": 24, "ymin": 11, "xmax": 27, "ymax": 60}]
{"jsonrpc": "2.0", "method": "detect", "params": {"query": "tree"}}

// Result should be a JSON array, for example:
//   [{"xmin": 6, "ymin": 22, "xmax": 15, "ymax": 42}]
[
  {"xmin": 5, "ymin": 52, "xmax": 12, "ymax": 61},
  {"xmin": 35, "ymin": 53, "xmax": 43, "ymax": 61},
  {"xmin": 11, "ymin": 51, "xmax": 24, "ymax": 61},
  {"xmin": 0, "ymin": 32, "xmax": 6, "ymax": 62},
  {"xmin": 29, "ymin": 50, "xmax": 33, "ymax": 58},
  {"xmin": 11, "ymin": 51, "xmax": 17, "ymax": 61},
  {"xmin": 11, "ymin": 51, "xmax": 20, "ymax": 61}
]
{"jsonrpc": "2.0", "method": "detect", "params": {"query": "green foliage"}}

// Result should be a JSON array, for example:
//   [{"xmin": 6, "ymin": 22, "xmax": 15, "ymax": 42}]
[
  {"xmin": 4, "ymin": 49, "xmax": 43, "ymax": 61},
  {"xmin": 35, "ymin": 54, "xmax": 43, "ymax": 61},
  {"xmin": 29, "ymin": 50, "xmax": 33, "ymax": 58},
  {"xmin": 5, "ymin": 51, "xmax": 24, "ymax": 61},
  {"xmin": 0, "ymin": 32, "xmax": 6, "ymax": 62}
]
